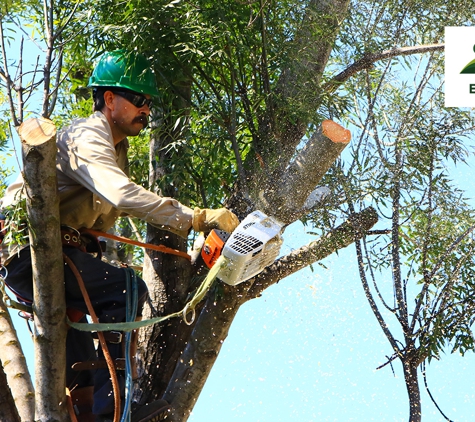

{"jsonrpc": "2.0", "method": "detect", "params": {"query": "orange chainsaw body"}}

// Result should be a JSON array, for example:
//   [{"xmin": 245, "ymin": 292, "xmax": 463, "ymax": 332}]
[{"xmin": 201, "ymin": 229, "xmax": 230, "ymax": 268}]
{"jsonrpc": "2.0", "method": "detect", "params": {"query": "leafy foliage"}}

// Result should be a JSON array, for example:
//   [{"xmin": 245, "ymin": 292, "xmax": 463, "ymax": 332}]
[
  {"xmin": 55, "ymin": 0, "xmax": 475, "ymax": 361},
  {"xmin": 319, "ymin": 1, "xmax": 475, "ymax": 368}
]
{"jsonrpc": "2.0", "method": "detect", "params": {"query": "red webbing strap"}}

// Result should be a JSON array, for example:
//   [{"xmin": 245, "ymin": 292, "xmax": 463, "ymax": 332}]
[
  {"xmin": 65, "ymin": 388, "xmax": 79, "ymax": 422},
  {"xmin": 63, "ymin": 253, "xmax": 121, "ymax": 422},
  {"xmin": 82, "ymin": 229, "xmax": 191, "ymax": 260}
]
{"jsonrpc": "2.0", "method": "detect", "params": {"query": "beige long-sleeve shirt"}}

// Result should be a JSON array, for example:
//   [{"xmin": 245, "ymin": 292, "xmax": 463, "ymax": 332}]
[{"xmin": 1, "ymin": 111, "xmax": 193, "ymax": 263}]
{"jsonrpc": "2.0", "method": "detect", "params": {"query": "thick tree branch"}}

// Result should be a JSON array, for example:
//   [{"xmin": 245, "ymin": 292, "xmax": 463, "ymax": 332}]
[
  {"xmin": 324, "ymin": 43, "xmax": 444, "ymax": 92},
  {"xmin": 163, "ymin": 207, "xmax": 378, "ymax": 420},
  {"xmin": 248, "ymin": 206, "xmax": 378, "ymax": 297}
]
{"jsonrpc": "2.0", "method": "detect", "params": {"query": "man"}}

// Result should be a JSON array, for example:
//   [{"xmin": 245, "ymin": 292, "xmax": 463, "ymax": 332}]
[{"xmin": 0, "ymin": 50, "xmax": 239, "ymax": 422}]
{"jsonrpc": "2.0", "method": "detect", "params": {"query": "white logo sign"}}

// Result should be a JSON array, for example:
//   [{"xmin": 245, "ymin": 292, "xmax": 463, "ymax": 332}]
[{"xmin": 445, "ymin": 26, "xmax": 475, "ymax": 107}]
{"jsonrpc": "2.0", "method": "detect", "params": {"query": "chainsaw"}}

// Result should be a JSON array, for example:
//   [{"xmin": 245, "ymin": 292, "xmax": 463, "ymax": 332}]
[{"xmin": 200, "ymin": 210, "xmax": 285, "ymax": 285}]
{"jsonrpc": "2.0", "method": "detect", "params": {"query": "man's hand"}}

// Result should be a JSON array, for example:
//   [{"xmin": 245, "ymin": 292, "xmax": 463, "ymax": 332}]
[{"xmin": 192, "ymin": 207, "xmax": 240, "ymax": 233}]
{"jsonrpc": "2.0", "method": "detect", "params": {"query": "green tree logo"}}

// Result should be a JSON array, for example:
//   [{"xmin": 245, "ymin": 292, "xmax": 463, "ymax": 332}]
[{"xmin": 460, "ymin": 44, "xmax": 475, "ymax": 73}]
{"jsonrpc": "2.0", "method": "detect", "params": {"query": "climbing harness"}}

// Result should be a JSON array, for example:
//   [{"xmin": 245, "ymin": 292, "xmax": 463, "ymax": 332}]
[
  {"xmin": 65, "ymin": 252, "xmax": 222, "ymax": 422},
  {"xmin": 68, "ymin": 254, "xmax": 227, "ymax": 333},
  {"xmin": 64, "ymin": 253, "xmax": 123, "ymax": 422}
]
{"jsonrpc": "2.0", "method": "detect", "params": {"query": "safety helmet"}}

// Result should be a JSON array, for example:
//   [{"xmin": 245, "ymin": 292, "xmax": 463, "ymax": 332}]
[{"xmin": 88, "ymin": 50, "xmax": 160, "ymax": 97}]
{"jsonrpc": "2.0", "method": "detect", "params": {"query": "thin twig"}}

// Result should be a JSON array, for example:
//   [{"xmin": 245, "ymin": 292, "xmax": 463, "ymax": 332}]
[
  {"xmin": 0, "ymin": 17, "xmax": 19, "ymax": 126},
  {"xmin": 422, "ymin": 361, "xmax": 454, "ymax": 422},
  {"xmin": 362, "ymin": 234, "xmax": 396, "ymax": 313}
]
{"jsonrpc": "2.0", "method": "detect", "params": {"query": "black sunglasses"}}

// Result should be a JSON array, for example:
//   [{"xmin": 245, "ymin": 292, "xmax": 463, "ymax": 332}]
[{"xmin": 113, "ymin": 90, "xmax": 153, "ymax": 108}]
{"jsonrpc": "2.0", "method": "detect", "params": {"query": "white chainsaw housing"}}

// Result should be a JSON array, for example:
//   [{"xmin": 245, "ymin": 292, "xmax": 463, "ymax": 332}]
[{"xmin": 218, "ymin": 210, "xmax": 284, "ymax": 285}]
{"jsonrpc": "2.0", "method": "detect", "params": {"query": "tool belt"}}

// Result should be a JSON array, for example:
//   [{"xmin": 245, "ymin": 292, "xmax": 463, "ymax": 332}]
[
  {"xmin": 61, "ymin": 226, "xmax": 106, "ymax": 258},
  {"xmin": 61, "ymin": 226, "xmax": 82, "ymax": 249}
]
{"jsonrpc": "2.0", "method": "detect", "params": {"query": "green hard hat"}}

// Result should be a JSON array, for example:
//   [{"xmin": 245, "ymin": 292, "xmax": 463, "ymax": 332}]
[{"xmin": 88, "ymin": 50, "xmax": 159, "ymax": 97}]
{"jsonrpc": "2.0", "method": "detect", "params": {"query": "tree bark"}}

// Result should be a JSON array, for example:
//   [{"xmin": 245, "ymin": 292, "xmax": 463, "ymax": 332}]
[
  {"xmin": 0, "ymin": 297, "xmax": 34, "ymax": 421},
  {"xmin": 263, "ymin": 120, "xmax": 351, "ymax": 223},
  {"xmin": 19, "ymin": 117, "xmax": 68, "ymax": 421},
  {"xmin": 139, "ymin": 227, "xmax": 193, "ymax": 404},
  {"xmin": 403, "ymin": 359, "xmax": 421, "ymax": 422},
  {"xmin": 0, "ymin": 359, "xmax": 21, "ymax": 422}
]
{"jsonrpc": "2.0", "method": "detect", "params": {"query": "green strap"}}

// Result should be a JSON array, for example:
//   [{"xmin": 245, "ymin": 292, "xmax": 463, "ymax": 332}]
[{"xmin": 68, "ymin": 255, "xmax": 228, "ymax": 332}]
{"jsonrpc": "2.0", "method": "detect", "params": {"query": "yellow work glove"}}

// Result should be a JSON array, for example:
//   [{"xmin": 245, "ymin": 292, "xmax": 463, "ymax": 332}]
[{"xmin": 192, "ymin": 207, "xmax": 240, "ymax": 233}]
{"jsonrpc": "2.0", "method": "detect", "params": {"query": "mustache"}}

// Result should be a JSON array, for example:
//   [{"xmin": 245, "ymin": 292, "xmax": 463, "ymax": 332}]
[{"xmin": 133, "ymin": 115, "xmax": 149, "ymax": 128}]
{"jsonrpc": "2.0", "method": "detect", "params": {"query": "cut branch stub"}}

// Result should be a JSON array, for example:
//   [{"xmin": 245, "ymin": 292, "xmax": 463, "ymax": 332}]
[
  {"xmin": 262, "ymin": 120, "xmax": 351, "ymax": 224},
  {"xmin": 19, "ymin": 117, "xmax": 69, "ymax": 421},
  {"xmin": 19, "ymin": 118, "xmax": 56, "ymax": 146}
]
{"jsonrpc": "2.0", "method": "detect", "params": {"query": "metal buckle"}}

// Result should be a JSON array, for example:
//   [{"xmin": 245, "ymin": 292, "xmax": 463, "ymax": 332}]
[
  {"xmin": 60, "ymin": 225, "xmax": 81, "ymax": 238},
  {"xmin": 93, "ymin": 331, "xmax": 123, "ymax": 344},
  {"xmin": 0, "ymin": 264, "xmax": 8, "ymax": 281},
  {"xmin": 108, "ymin": 331, "xmax": 123, "ymax": 344}
]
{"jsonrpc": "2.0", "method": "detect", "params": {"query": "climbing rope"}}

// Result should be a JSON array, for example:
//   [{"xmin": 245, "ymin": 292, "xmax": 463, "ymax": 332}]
[
  {"xmin": 66, "ymin": 254, "xmax": 227, "ymax": 422},
  {"xmin": 63, "ymin": 253, "xmax": 122, "ymax": 422},
  {"xmin": 82, "ymin": 228, "xmax": 191, "ymax": 261}
]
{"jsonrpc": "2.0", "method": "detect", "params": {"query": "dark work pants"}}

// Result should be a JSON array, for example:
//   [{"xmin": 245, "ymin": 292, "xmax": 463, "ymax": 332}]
[{"xmin": 4, "ymin": 245, "xmax": 148, "ymax": 416}]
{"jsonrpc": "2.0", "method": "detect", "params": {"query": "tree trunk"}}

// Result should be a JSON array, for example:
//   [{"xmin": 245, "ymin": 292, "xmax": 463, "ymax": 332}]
[
  {"xmin": 139, "ymin": 227, "xmax": 193, "ymax": 404},
  {"xmin": 138, "ymin": 80, "xmax": 194, "ymax": 404},
  {"xmin": 403, "ymin": 359, "xmax": 421, "ymax": 422},
  {"xmin": 19, "ymin": 117, "xmax": 68, "ymax": 421},
  {"xmin": 0, "ymin": 297, "xmax": 34, "ymax": 421}
]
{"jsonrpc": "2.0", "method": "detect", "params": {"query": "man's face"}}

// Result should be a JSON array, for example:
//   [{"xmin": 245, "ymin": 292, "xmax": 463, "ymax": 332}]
[{"xmin": 107, "ymin": 89, "xmax": 152, "ymax": 138}]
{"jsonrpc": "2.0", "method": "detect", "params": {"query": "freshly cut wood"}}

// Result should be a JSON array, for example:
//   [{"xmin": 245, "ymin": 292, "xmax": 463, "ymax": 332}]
[
  {"xmin": 18, "ymin": 118, "xmax": 56, "ymax": 146},
  {"xmin": 321, "ymin": 119, "xmax": 351, "ymax": 144},
  {"xmin": 19, "ymin": 117, "xmax": 69, "ymax": 421}
]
